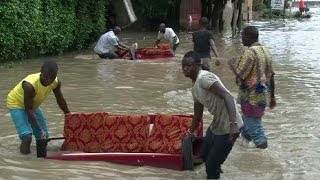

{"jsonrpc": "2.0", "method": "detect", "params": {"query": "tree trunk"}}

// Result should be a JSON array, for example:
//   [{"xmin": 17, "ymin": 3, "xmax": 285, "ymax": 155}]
[
  {"xmin": 207, "ymin": 0, "xmax": 213, "ymax": 29},
  {"xmin": 211, "ymin": 0, "xmax": 220, "ymax": 30},
  {"xmin": 237, "ymin": 0, "xmax": 242, "ymax": 30},
  {"xmin": 174, "ymin": 0, "xmax": 181, "ymax": 30},
  {"xmin": 218, "ymin": 10, "xmax": 224, "ymax": 32},
  {"xmin": 201, "ymin": 0, "xmax": 208, "ymax": 17},
  {"xmin": 214, "ymin": 0, "xmax": 228, "ymax": 32},
  {"xmin": 231, "ymin": 0, "xmax": 239, "ymax": 38}
]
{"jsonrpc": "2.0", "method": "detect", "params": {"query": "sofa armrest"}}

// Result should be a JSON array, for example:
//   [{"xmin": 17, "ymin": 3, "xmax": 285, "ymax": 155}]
[{"xmin": 181, "ymin": 136, "xmax": 203, "ymax": 170}]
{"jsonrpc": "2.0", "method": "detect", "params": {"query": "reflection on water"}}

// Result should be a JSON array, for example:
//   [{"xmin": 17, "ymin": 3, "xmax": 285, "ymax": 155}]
[{"xmin": 1, "ymin": 9, "xmax": 320, "ymax": 179}]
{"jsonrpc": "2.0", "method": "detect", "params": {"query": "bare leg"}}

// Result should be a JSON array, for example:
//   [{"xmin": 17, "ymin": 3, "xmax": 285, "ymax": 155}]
[{"xmin": 20, "ymin": 134, "xmax": 32, "ymax": 154}]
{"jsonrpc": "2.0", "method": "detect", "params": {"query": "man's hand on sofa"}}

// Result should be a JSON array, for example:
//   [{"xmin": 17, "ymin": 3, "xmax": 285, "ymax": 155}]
[{"xmin": 187, "ymin": 129, "xmax": 197, "ymax": 139}]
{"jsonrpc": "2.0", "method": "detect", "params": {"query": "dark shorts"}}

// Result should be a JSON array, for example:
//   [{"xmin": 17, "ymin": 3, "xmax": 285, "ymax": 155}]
[
  {"xmin": 98, "ymin": 47, "xmax": 136, "ymax": 60},
  {"xmin": 97, "ymin": 51, "xmax": 119, "ymax": 59},
  {"xmin": 201, "ymin": 128, "xmax": 234, "ymax": 179},
  {"xmin": 201, "ymin": 58, "xmax": 211, "ymax": 71}
]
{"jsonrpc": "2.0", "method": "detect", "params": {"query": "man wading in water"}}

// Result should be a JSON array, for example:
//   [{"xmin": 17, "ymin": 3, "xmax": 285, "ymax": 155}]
[
  {"xmin": 182, "ymin": 51, "xmax": 243, "ymax": 179},
  {"xmin": 192, "ymin": 17, "xmax": 221, "ymax": 71},
  {"xmin": 229, "ymin": 26, "xmax": 276, "ymax": 149},
  {"xmin": 7, "ymin": 61, "xmax": 70, "ymax": 154}
]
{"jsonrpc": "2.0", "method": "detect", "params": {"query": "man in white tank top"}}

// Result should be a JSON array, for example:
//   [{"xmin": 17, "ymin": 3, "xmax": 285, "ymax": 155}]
[{"xmin": 155, "ymin": 23, "xmax": 180, "ymax": 55}]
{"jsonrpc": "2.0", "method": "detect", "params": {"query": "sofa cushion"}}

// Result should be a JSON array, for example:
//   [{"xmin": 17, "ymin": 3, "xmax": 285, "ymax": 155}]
[{"xmin": 144, "ymin": 115, "xmax": 195, "ymax": 154}]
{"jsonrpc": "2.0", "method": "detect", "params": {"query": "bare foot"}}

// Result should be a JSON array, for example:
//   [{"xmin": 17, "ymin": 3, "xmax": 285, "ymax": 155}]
[{"xmin": 257, "ymin": 142, "xmax": 268, "ymax": 149}]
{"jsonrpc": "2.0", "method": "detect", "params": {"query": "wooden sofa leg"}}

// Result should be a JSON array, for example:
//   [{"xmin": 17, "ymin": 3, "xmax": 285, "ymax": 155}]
[{"xmin": 181, "ymin": 136, "xmax": 194, "ymax": 170}]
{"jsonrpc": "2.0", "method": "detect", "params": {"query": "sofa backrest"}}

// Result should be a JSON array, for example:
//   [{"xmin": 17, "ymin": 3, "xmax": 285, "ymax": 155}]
[
  {"xmin": 61, "ymin": 113, "xmax": 203, "ymax": 154},
  {"xmin": 99, "ymin": 115, "xmax": 150, "ymax": 153},
  {"xmin": 61, "ymin": 113, "xmax": 108, "ymax": 152}
]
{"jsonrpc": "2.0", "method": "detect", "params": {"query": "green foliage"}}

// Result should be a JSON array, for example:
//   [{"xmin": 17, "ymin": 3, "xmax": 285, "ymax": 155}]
[
  {"xmin": 0, "ymin": 0, "xmax": 43, "ymax": 61},
  {"xmin": 253, "ymin": 1, "xmax": 267, "ymax": 11},
  {"xmin": 252, "ymin": 0, "xmax": 290, "ymax": 19},
  {"xmin": 41, "ymin": 0, "xmax": 77, "ymax": 54},
  {"xmin": 74, "ymin": 0, "xmax": 106, "ymax": 49},
  {"xmin": 0, "ymin": 0, "xmax": 107, "ymax": 62},
  {"xmin": 261, "ymin": 9, "xmax": 288, "ymax": 19},
  {"xmin": 132, "ymin": 0, "xmax": 177, "ymax": 28},
  {"xmin": 134, "ymin": 0, "xmax": 174, "ymax": 19}
]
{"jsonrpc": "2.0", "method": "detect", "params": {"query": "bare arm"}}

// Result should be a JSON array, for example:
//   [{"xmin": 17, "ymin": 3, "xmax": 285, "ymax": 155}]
[
  {"xmin": 118, "ymin": 41, "xmax": 129, "ymax": 49},
  {"xmin": 172, "ymin": 36, "xmax": 177, "ymax": 46},
  {"xmin": 115, "ymin": 45, "xmax": 128, "ymax": 51},
  {"xmin": 208, "ymin": 82, "xmax": 236, "ymax": 124},
  {"xmin": 189, "ymin": 100, "xmax": 204, "ymax": 133},
  {"xmin": 155, "ymin": 31, "xmax": 162, "ymax": 46},
  {"xmin": 270, "ymin": 73, "xmax": 275, "ymax": 98},
  {"xmin": 208, "ymin": 81, "xmax": 239, "ymax": 142},
  {"xmin": 269, "ymin": 73, "xmax": 276, "ymax": 108},
  {"xmin": 115, "ymin": 41, "xmax": 129, "ymax": 51},
  {"xmin": 23, "ymin": 81, "xmax": 42, "ymax": 131},
  {"xmin": 53, "ymin": 79, "xmax": 70, "ymax": 114},
  {"xmin": 209, "ymin": 39, "xmax": 220, "ymax": 58},
  {"xmin": 154, "ymin": 39, "xmax": 160, "ymax": 46}
]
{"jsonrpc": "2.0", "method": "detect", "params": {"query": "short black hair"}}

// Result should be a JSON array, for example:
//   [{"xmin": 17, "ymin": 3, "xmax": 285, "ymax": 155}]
[
  {"xmin": 159, "ymin": 23, "xmax": 166, "ymax": 28},
  {"xmin": 199, "ymin": 17, "xmax": 209, "ymax": 27},
  {"xmin": 113, "ymin": 26, "xmax": 121, "ymax": 34},
  {"xmin": 183, "ymin": 51, "xmax": 201, "ymax": 64},
  {"xmin": 41, "ymin": 61, "xmax": 58, "ymax": 74},
  {"xmin": 243, "ymin": 26, "xmax": 259, "ymax": 40}
]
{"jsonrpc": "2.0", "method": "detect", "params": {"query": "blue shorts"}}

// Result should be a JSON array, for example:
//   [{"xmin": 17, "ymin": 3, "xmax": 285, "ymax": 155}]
[
  {"xmin": 9, "ymin": 108, "xmax": 49, "ymax": 140},
  {"xmin": 241, "ymin": 115, "xmax": 267, "ymax": 146}
]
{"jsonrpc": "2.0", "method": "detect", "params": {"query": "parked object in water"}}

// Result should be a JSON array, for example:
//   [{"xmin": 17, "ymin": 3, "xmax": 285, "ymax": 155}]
[
  {"xmin": 294, "ymin": 0, "xmax": 311, "ymax": 18},
  {"xmin": 293, "ymin": 11, "xmax": 311, "ymax": 18}
]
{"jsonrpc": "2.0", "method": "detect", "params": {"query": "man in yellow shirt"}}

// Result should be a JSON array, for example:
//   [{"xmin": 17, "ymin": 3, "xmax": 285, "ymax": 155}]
[{"xmin": 7, "ymin": 61, "xmax": 70, "ymax": 154}]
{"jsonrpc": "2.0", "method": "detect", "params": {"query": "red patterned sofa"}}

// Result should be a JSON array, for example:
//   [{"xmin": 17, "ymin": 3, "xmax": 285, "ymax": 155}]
[
  {"xmin": 116, "ymin": 43, "xmax": 174, "ymax": 60},
  {"xmin": 46, "ymin": 113, "xmax": 203, "ymax": 170}
]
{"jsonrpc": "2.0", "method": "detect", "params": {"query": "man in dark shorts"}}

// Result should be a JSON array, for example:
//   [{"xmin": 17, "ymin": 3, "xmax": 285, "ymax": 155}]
[{"xmin": 192, "ymin": 17, "xmax": 220, "ymax": 71}]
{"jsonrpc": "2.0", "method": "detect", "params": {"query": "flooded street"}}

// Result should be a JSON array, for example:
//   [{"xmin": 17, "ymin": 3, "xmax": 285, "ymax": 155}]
[{"xmin": 1, "ymin": 9, "xmax": 320, "ymax": 180}]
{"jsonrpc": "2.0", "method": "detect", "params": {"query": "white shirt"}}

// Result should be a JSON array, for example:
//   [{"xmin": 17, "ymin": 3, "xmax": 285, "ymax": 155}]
[
  {"xmin": 192, "ymin": 70, "xmax": 243, "ymax": 135},
  {"xmin": 94, "ymin": 31, "xmax": 119, "ymax": 54},
  {"xmin": 157, "ymin": 28, "xmax": 179, "ymax": 44}
]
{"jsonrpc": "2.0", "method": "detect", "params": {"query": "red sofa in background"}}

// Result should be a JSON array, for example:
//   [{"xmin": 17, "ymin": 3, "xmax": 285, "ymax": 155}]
[
  {"xmin": 116, "ymin": 43, "xmax": 174, "ymax": 60},
  {"xmin": 46, "ymin": 113, "xmax": 204, "ymax": 170}
]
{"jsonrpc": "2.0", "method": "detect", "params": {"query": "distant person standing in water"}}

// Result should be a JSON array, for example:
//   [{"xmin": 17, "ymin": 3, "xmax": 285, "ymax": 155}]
[
  {"xmin": 192, "ymin": 17, "xmax": 220, "ymax": 71},
  {"xmin": 155, "ymin": 23, "xmax": 180, "ymax": 55},
  {"xmin": 229, "ymin": 26, "xmax": 276, "ymax": 149}
]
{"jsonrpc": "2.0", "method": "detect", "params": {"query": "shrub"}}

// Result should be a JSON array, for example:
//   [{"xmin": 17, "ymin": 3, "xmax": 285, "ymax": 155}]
[{"xmin": 0, "ymin": 0, "xmax": 107, "ymax": 62}]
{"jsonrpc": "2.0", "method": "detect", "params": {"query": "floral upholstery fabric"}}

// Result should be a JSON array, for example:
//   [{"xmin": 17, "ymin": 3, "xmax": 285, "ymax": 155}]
[
  {"xmin": 144, "ymin": 115, "xmax": 203, "ymax": 154},
  {"xmin": 61, "ymin": 113, "xmax": 202, "ymax": 154},
  {"xmin": 61, "ymin": 112, "xmax": 108, "ymax": 152},
  {"xmin": 100, "ymin": 115, "xmax": 149, "ymax": 153}
]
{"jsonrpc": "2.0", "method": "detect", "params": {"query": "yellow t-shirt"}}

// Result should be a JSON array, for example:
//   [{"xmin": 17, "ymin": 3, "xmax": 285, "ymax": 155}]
[{"xmin": 7, "ymin": 73, "xmax": 58, "ymax": 109}]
